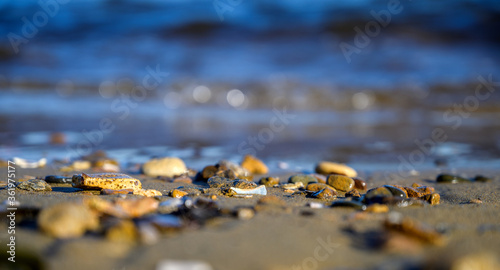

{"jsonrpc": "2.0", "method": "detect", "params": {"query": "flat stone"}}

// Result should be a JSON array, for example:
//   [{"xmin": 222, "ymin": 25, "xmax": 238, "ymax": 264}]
[
  {"xmin": 45, "ymin": 175, "xmax": 72, "ymax": 184},
  {"xmin": 17, "ymin": 179, "xmax": 52, "ymax": 192},
  {"xmin": 142, "ymin": 157, "xmax": 187, "ymax": 177},
  {"xmin": 364, "ymin": 187, "xmax": 393, "ymax": 204},
  {"xmin": 289, "ymin": 174, "xmax": 318, "ymax": 186},
  {"xmin": 327, "ymin": 175, "xmax": 354, "ymax": 192},
  {"xmin": 38, "ymin": 203, "xmax": 98, "ymax": 238},
  {"xmin": 133, "ymin": 189, "xmax": 163, "ymax": 197},
  {"xmin": 259, "ymin": 176, "xmax": 280, "ymax": 187},
  {"xmin": 436, "ymin": 174, "xmax": 470, "ymax": 183},
  {"xmin": 72, "ymin": 173, "xmax": 142, "ymax": 190},
  {"xmin": 241, "ymin": 155, "xmax": 268, "ymax": 174},
  {"xmin": 315, "ymin": 161, "xmax": 357, "ymax": 177}
]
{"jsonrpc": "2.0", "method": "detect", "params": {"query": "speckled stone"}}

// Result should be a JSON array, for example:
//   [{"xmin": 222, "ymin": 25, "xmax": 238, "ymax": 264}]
[
  {"xmin": 327, "ymin": 175, "xmax": 354, "ymax": 192},
  {"xmin": 312, "ymin": 188, "xmax": 337, "ymax": 201},
  {"xmin": 289, "ymin": 174, "xmax": 318, "ymax": 186},
  {"xmin": 16, "ymin": 179, "xmax": 52, "ymax": 192},
  {"xmin": 259, "ymin": 177, "xmax": 280, "ymax": 187},
  {"xmin": 364, "ymin": 187, "xmax": 393, "ymax": 204}
]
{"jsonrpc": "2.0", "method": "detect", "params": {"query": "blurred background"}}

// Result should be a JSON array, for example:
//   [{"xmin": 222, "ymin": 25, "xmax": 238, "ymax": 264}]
[{"xmin": 0, "ymin": 0, "xmax": 499, "ymax": 172}]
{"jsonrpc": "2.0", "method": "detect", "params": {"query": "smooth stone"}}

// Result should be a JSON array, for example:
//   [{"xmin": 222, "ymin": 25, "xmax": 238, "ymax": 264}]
[
  {"xmin": 171, "ymin": 189, "xmax": 188, "ymax": 198},
  {"xmin": 384, "ymin": 185, "xmax": 408, "ymax": 199},
  {"xmin": 280, "ymin": 182, "xmax": 304, "ymax": 190},
  {"xmin": 364, "ymin": 187, "xmax": 393, "ymax": 204},
  {"xmin": 353, "ymin": 178, "xmax": 367, "ymax": 191},
  {"xmin": 38, "ymin": 203, "xmax": 98, "ymax": 238},
  {"xmin": 142, "ymin": 157, "xmax": 187, "ymax": 177},
  {"xmin": 259, "ymin": 176, "xmax": 280, "ymax": 187},
  {"xmin": 241, "ymin": 155, "xmax": 268, "ymax": 174},
  {"xmin": 45, "ymin": 175, "xmax": 72, "ymax": 184},
  {"xmin": 474, "ymin": 175, "xmax": 492, "ymax": 182},
  {"xmin": 312, "ymin": 188, "xmax": 337, "ymax": 200},
  {"xmin": 133, "ymin": 189, "xmax": 163, "ymax": 197},
  {"xmin": 401, "ymin": 186, "xmax": 420, "ymax": 198},
  {"xmin": 289, "ymin": 174, "xmax": 318, "ymax": 186},
  {"xmin": 16, "ymin": 179, "xmax": 52, "ymax": 192},
  {"xmin": 315, "ymin": 161, "xmax": 357, "ymax": 177},
  {"xmin": 331, "ymin": 200, "xmax": 366, "ymax": 210},
  {"xmin": 201, "ymin": 165, "xmax": 219, "ymax": 180},
  {"xmin": 306, "ymin": 183, "xmax": 335, "ymax": 192},
  {"xmin": 113, "ymin": 197, "xmax": 159, "ymax": 218},
  {"xmin": 327, "ymin": 175, "xmax": 354, "ymax": 192},
  {"xmin": 436, "ymin": 174, "xmax": 470, "ymax": 184}
]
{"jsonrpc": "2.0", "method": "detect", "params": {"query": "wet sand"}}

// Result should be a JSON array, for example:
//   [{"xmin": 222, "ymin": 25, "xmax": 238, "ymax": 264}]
[{"xmin": 1, "ymin": 166, "xmax": 500, "ymax": 270}]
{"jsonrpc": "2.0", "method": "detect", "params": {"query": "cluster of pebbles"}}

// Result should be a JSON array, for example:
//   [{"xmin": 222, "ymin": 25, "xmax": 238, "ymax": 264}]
[{"xmin": 4, "ymin": 153, "xmax": 496, "ymax": 263}]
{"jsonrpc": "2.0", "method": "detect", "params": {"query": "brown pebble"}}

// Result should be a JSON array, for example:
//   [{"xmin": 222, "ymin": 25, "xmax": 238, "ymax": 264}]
[
  {"xmin": 422, "ymin": 193, "xmax": 440, "ymax": 205},
  {"xmin": 201, "ymin": 165, "xmax": 219, "ymax": 180},
  {"xmin": 384, "ymin": 215, "xmax": 446, "ymax": 246},
  {"xmin": 327, "ymin": 174, "xmax": 354, "ymax": 192},
  {"xmin": 353, "ymin": 178, "xmax": 367, "ymax": 191},
  {"xmin": 401, "ymin": 186, "xmax": 420, "ymax": 198},
  {"xmin": 306, "ymin": 183, "xmax": 335, "ymax": 192},
  {"xmin": 171, "ymin": 189, "xmax": 188, "ymax": 198},
  {"xmin": 106, "ymin": 220, "xmax": 138, "ymax": 243},
  {"xmin": 345, "ymin": 189, "xmax": 361, "ymax": 198},
  {"xmin": 241, "ymin": 155, "xmax": 268, "ymax": 174},
  {"xmin": 411, "ymin": 183, "xmax": 421, "ymax": 188},
  {"xmin": 312, "ymin": 188, "xmax": 337, "ymax": 201},
  {"xmin": 416, "ymin": 186, "xmax": 435, "ymax": 197},
  {"xmin": 469, "ymin": 199, "xmax": 483, "ymax": 204}
]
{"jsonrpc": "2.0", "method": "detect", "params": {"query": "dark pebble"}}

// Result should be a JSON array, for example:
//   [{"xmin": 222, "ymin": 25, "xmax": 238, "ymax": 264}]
[
  {"xmin": 436, "ymin": 174, "xmax": 470, "ymax": 183},
  {"xmin": 384, "ymin": 185, "xmax": 408, "ymax": 199},
  {"xmin": 45, "ymin": 175, "xmax": 72, "ymax": 184},
  {"xmin": 331, "ymin": 200, "xmax": 366, "ymax": 210},
  {"xmin": 473, "ymin": 175, "xmax": 492, "ymax": 183}
]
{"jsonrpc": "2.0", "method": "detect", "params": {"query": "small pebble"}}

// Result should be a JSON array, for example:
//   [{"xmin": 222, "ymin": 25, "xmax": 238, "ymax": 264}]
[
  {"xmin": 353, "ymin": 178, "xmax": 367, "ymax": 191},
  {"xmin": 241, "ymin": 155, "xmax": 268, "ymax": 174},
  {"xmin": 422, "ymin": 193, "xmax": 440, "ymax": 205},
  {"xmin": 327, "ymin": 174, "xmax": 354, "ymax": 192},
  {"xmin": 16, "ymin": 179, "xmax": 52, "ymax": 192},
  {"xmin": 366, "ymin": 204, "xmax": 389, "ymax": 213},
  {"xmin": 473, "ymin": 175, "xmax": 492, "ymax": 182},
  {"xmin": 259, "ymin": 176, "xmax": 280, "ymax": 187},
  {"xmin": 171, "ymin": 189, "xmax": 188, "ymax": 198},
  {"xmin": 436, "ymin": 174, "xmax": 470, "ymax": 184},
  {"xmin": 315, "ymin": 161, "xmax": 357, "ymax": 177},
  {"xmin": 469, "ymin": 199, "xmax": 483, "ymax": 204},
  {"xmin": 384, "ymin": 185, "xmax": 408, "ymax": 199},
  {"xmin": 288, "ymin": 174, "xmax": 318, "ymax": 186},
  {"xmin": 311, "ymin": 188, "xmax": 337, "ymax": 200},
  {"xmin": 142, "ymin": 157, "xmax": 187, "ymax": 177}
]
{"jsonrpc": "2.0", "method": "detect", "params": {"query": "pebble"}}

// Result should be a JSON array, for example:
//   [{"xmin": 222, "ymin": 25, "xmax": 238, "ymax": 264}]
[
  {"xmin": 365, "ymin": 204, "xmax": 389, "ymax": 213},
  {"xmin": 171, "ymin": 189, "xmax": 188, "ymax": 198},
  {"xmin": 327, "ymin": 174, "xmax": 354, "ymax": 192},
  {"xmin": 200, "ymin": 165, "xmax": 219, "ymax": 181},
  {"xmin": 353, "ymin": 178, "xmax": 367, "ymax": 191},
  {"xmin": 280, "ymin": 182, "xmax": 304, "ymax": 190},
  {"xmin": 384, "ymin": 213, "xmax": 446, "ymax": 246},
  {"xmin": 422, "ymin": 193, "xmax": 440, "ymax": 205},
  {"xmin": 101, "ymin": 188, "xmax": 134, "ymax": 195},
  {"xmin": 106, "ymin": 220, "xmax": 138, "ymax": 243},
  {"xmin": 474, "ymin": 175, "xmax": 492, "ymax": 182},
  {"xmin": 331, "ymin": 200, "xmax": 366, "ymax": 210},
  {"xmin": 142, "ymin": 157, "xmax": 187, "ymax": 177},
  {"xmin": 72, "ymin": 173, "xmax": 142, "ymax": 190},
  {"xmin": 116, "ymin": 197, "xmax": 160, "ymax": 218},
  {"xmin": 345, "ymin": 189, "xmax": 361, "ymax": 198},
  {"xmin": 289, "ymin": 174, "xmax": 318, "ymax": 186},
  {"xmin": 133, "ymin": 189, "xmax": 163, "ymax": 197},
  {"xmin": 60, "ymin": 160, "xmax": 91, "ymax": 171},
  {"xmin": 16, "ymin": 179, "xmax": 52, "ymax": 192},
  {"xmin": 436, "ymin": 174, "xmax": 470, "ymax": 183},
  {"xmin": 13, "ymin": 157, "xmax": 47, "ymax": 169},
  {"xmin": 45, "ymin": 175, "xmax": 72, "ymax": 184},
  {"xmin": 217, "ymin": 160, "xmax": 251, "ymax": 178},
  {"xmin": 384, "ymin": 185, "xmax": 408, "ymax": 199},
  {"xmin": 306, "ymin": 183, "xmax": 334, "ymax": 192},
  {"xmin": 411, "ymin": 183, "xmax": 421, "ymax": 188},
  {"xmin": 93, "ymin": 159, "xmax": 120, "ymax": 172},
  {"xmin": 225, "ymin": 185, "xmax": 267, "ymax": 197},
  {"xmin": 175, "ymin": 186, "xmax": 203, "ymax": 196},
  {"xmin": 364, "ymin": 187, "xmax": 393, "ymax": 204},
  {"xmin": 401, "ymin": 186, "xmax": 420, "ymax": 198},
  {"xmin": 38, "ymin": 203, "xmax": 99, "ymax": 238},
  {"xmin": 315, "ymin": 161, "xmax": 357, "ymax": 177},
  {"xmin": 312, "ymin": 188, "xmax": 337, "ymax": 200},
  {"xmin": 237, "ymin": 208, "xmax": 255, "ymax": 220},
  {"xmin": 241, "ymin": 155, "xmax": 268, "ymax": 174},
  {"xmin": 259, "ymin": 176, "xmax": 280, "ymax": 187}
]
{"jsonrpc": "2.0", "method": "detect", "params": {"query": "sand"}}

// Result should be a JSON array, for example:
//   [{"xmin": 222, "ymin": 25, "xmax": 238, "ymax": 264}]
[{"xmin": 1, "ymin": 166, "xmax": 500, "ymax": 270}]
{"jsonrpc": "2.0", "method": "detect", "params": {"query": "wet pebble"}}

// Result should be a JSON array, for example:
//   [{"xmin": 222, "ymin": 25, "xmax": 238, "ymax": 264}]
[
  {"xmin": 473, "ymin": 175, "xmax": 492, "ymax": 182},
  {"xmin": 289, "ymin": 174, "xmax": 318, "ymax": 186},
  {"xmin": 306, "ymin": 183, "xmax": 334, "ymax": 192},
  {"xmin": 259, "ymin": 176, "xmax": 280, "ymax": 187},
  {"xmin": 311, "ymin": 188, "xmax": 337, "ymax": 200},
  {"xmin": 38, "ymin": 203, "xmax": 99, "ymax": 238},
  {"xmin": 142, "ymin": 157, "xmax": 187, "ymax": 177},
  {"xmin": 241, "ymin": 155, "xmax": 268, "ymax": 174},
  {"xmin": 436, "ymin": 174, "xmax": 470, "ymax": 184},
  {"xmin": 16, "ymin": 179, "xmax": 52, "ymax": 192},
  {"xmin": 315, "ymin": 161, "xmax": 357, "ymax": 177},
  {"xmin": 331, "ymin": 200, "xmax": 366, "ymax": 210},
  {"xmin": 327, "ymin": 174, "xmax": 354, "ymax": 192},
  {"xmin": 45, "ymin": 175, "xmax": 72, "ymax": 184},
  {"xmin": 353, "ymin": 178, "xmax": 367, "ymax": 191},
  {"xmin": 384, "ymin": 185, "xmax": 408, "ymax": 199}
]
